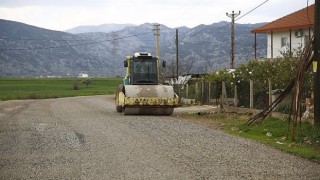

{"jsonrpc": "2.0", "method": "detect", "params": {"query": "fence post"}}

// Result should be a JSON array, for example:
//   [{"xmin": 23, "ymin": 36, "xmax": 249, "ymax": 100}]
[
  {"xmin": 234, "ymin": 84, "xmax": 238, "ymax": 107},
  {"xmin": 220, "ymin": 94, "xmax": 224, "ymax": 109},
  {"xmin": 250, "ymin": 80, "xmax": 254, "ymax": 109},
  {"xmin": 268, "ymin": 78, "xmax": 272, "ymax": 116},
  {"xmin": 195, "ymin": 82, "xmax": 199, "ymax": 103},
  {"xmin": 201, "ymin": 81, "xmax": 205, "ymax": 105},
  {"xmin": 186, "ymin": 84, "xmax": 189, "ymax": 99},
  {"xmin": 208, "ymin": 82, "xmax": 211, "ymax": 105},
  {"xmin": 222, "ymin": 81, "xmax": 227, "ymax": 106}
]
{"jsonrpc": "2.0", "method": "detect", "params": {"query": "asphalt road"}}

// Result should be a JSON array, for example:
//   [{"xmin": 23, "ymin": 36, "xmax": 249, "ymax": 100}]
[{"xmin": 0, "ymin": 95, "xmax": 319, "ymax": 179}]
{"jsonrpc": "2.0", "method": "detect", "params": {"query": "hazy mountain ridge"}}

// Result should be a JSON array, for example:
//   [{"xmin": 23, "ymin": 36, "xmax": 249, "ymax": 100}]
[
  {"xmin": 0, "ymin": 19, "xmax": 267, "ymax": 77},
  {"xmin": 65, "ymin": 23, "xmax": 136, "ymax": 34}
]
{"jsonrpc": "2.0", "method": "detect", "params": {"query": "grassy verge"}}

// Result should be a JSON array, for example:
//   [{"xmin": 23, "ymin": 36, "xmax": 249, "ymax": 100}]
[
  {"xmin": 0, "ymin": 78, "xmax": 122, "ymax": 101},
  {"xmin": 180, "ymin": 112, "xmax": 320, "ymax": 162}
]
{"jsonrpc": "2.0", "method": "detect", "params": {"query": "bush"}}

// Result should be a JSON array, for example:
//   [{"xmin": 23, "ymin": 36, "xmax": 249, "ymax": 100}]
[
  {"xmin": 73, "ymin": 80, "xmax": 80, "ymax": 90},
  {"xmin": 82, "ymin": 78, "xmax": 93, "ymax": 87}
]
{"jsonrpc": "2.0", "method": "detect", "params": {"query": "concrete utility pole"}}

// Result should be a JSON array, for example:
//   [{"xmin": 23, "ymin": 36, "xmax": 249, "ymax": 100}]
[
  {"xmin": 314, "ymin": 0, "xmax": 320, "ymax": 126},
  {"xmin": 226, "ymin": 11, "xmax": 241, "ymax": 69},
  {"xmin": 111, "ymin": 32, "xmax": 119, "ymax": 76},
  {"xmin": 175, "ymin": 29, "xmax": 179, "ymax": 79},
  {"xmin": 153, "ymin": 24, "xmax": 160, "ymax": 59}
]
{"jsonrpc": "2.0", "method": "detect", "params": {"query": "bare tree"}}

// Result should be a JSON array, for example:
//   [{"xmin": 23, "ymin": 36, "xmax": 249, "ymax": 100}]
[{"xmin": 161, "ymin": 54, "xmax": 196, "ymax": 78}]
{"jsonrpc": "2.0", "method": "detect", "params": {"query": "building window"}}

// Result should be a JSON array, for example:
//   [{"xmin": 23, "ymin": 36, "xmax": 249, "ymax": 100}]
[{"xmin": 281, "ymin": 37, "xmax": 288, "ymax": 48}]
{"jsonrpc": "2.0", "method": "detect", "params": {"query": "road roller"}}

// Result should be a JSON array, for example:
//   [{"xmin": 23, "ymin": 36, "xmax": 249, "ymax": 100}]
[{"xmin": 115, "ymin": 52, "xmax": 179, "ymax": 115}]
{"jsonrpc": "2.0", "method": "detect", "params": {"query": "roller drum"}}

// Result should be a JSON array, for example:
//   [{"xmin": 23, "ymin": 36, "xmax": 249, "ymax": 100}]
[{"xmin": 123, "ymin": 85, "xmax": 176, "ymax": 115}]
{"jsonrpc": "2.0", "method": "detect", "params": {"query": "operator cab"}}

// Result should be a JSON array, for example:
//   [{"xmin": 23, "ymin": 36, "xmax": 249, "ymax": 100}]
[
  {"xmin": 123, "ymin": 52, "xmax": 166, "ymax": 85},
  {"xmin": 131, "ymin": 53, "xmax": 158, "ymax": 85}
]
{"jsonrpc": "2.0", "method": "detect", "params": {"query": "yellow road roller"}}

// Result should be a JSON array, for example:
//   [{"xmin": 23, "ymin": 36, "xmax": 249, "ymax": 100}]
[{"xmin": 115, "ymin": 52, "xmax": 179, "ymax": 115}]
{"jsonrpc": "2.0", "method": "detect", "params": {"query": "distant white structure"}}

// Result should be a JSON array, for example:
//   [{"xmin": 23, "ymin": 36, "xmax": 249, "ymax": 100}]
[{"xmin": 79, "ymin": 72, "xmax": 89, "ymax": 78}]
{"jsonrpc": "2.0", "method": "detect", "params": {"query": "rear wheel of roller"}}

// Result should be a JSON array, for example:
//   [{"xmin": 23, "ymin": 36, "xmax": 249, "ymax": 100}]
[{"xmin": 115, "ymin": 84, "xmax": 124, "ymax": 113}]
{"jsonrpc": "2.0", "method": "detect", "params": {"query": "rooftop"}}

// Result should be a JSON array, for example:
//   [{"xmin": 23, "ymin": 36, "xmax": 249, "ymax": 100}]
[{"xmin": 252, "ymin": 4, "xmax": 314, "ymax": 33}]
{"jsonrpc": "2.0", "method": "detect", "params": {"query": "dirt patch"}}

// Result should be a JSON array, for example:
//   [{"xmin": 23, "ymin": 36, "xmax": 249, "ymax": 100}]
[
  {"xmin": 177, "ymin": 114, "xmax": 222, "ymax": 129},
  {"xmin": 173, "ymin": 106, "xmax": 223, "ymax": 129},
  {"xmin": 173, "ymin": 105, "xmax": 216, "ymax": 115},
  {"xmin": 173, "ymin": 106, "xmax": 252, "ymax": 130}
]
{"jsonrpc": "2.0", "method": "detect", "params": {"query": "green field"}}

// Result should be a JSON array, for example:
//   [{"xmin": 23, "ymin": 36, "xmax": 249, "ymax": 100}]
[{"xmin": 0, "ymin": 78, "xmax": 122, "ymax": 101}]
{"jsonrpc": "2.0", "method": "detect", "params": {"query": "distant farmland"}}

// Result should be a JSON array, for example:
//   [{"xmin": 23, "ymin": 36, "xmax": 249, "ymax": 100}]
[{"xmin": 0, "ymin": 78, "xmax": 122, "ymax": 101}]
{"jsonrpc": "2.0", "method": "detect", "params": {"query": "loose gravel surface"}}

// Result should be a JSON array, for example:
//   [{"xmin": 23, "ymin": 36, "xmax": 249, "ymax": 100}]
[{"xmin": 0, "ymin": 95, "xmax": 319, "ymax": 179}]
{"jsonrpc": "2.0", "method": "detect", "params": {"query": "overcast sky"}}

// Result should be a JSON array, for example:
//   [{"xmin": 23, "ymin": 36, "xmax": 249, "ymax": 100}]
[{"xmin": 0, "ymin": 0, "xmax": 315, "ymax": 31}]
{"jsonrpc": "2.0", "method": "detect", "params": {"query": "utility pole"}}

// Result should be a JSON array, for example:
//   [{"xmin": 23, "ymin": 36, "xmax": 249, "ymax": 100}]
[
  {"xmin": 226, "ymin": 10, "xmax": 240, "ymax": 69},
  {"xmin": 314, "ymin": 0, "xmax": 320, "ymax": 126},
  {"xmin": 176, "ymin": 29, "xmax": 179, "ymax": 79},
  {"xmin": 153, "ymin": 24, "xmax": 160, "ymax": 59},
  {"xmin": 111, "ymin": 32, "xmax": 119, "ymax": 76}
]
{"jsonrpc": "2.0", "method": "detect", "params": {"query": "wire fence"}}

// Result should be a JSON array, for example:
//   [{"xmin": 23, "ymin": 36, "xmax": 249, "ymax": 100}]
[{"xmin": 178, "ymin": 79, "xmax": 312, "ymax": 115}]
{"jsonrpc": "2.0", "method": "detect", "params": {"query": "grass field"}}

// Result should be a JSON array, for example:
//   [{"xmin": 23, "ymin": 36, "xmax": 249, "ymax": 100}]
[{"xmin": 0, "ymin": 78, "xmax": 122, "ymax": 101}]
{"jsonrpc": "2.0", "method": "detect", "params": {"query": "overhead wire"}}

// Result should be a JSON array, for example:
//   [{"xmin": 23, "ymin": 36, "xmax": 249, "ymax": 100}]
[
  {"xmin": 179, "ymin": 0, "xmax": 204, "ymax": 17},
  {"xmin": 180, "ymin": 0, "xmax": 269, "ymax": 42},
  {"xmin": 235, "ymin": 0, "xmax": 269, "ymax": 21},
  {"xmin": 0, "ymin": 37, "xmax": 86, "ymax": 42},
  {"xmin": 0, "ymin": 31, "xmax": 152, "ymax": 51},
  {"xmin": 177, "ymin": 0, "xmax": 270, "ymax": 61},
  {"xmin": 1, "ymin": 0, "xmax": 204, "ymax": 51},
  {"xmin": 1, "ymin": 0, "xmax": 270, "ymax": 52},
  {"xmin": 160, "ymin": 0, "xmax": 204, "ymax": 27}
]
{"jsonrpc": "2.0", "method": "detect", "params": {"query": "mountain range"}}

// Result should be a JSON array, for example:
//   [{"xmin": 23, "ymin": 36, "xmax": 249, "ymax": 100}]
[
  {"xmin": 0, "ymin": 19, "xmax": 267, "ymax": 77},
  {"xmin": 65, "ymin": 23, "xmax": 135, "ymax": 34}
]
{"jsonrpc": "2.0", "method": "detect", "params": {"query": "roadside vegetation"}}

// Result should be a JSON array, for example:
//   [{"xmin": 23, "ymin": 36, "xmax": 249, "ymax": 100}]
[
  {"xmin": 189, "ymin": 49, "xmax": 320, "ymax": 162},
  {"xmin": 180, "ymin": 112, "xmax": 320, "ymax": 163},
  {"xmin": 0, "ymin": 77, "xmax": 122, "ymax": 101}
]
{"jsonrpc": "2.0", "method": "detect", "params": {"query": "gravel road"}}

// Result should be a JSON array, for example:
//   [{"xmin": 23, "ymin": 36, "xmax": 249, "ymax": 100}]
[{"xmin": 0, "ymin": 95, "xmax": 319, "ymax": 179}]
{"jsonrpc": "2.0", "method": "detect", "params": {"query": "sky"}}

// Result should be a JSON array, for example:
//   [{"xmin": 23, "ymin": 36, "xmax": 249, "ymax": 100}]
[{"xmin": 0, "ymin": 0, "xmax": 315, "ymax": 31}]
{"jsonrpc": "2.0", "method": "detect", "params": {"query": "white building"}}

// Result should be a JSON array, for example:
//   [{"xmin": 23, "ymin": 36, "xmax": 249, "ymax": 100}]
[
  {"xmin": 79, "ymin": 72, "xmax": 89, "ymax": 78},
  {"xmin": 252, "ymin": 4, "xmax": 314, "ymax": 59}
]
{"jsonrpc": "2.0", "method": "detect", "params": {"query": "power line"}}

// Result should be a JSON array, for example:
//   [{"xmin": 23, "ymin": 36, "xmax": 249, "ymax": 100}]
[
  {"xmin": 161, "ymin": 0, "xmax": 204, "ymax": 26},
  {"xmin": 0, "ymin": 37, "xmax": 86, "ymax": 42},
  {"xmin": 235, "ymin": 0, "xmax": 269, "ymax": 21},
  {"xmin": 0, "ymin": 1, "xmax": 269, "ymax": 52},
  {"xmin": 180, "ymin": 0, "xmax": 204, "ymax": 16},
  {"xmin": 0, "ymin": 30, "xmax": 127, "ymax": 42},
  {"xmin": 180, "ymin": 0, "xmax": 269, "ymax": 42},
  {"xmin": 0, "ymin": 32, "xmax": 152, "ymax": 51}
]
